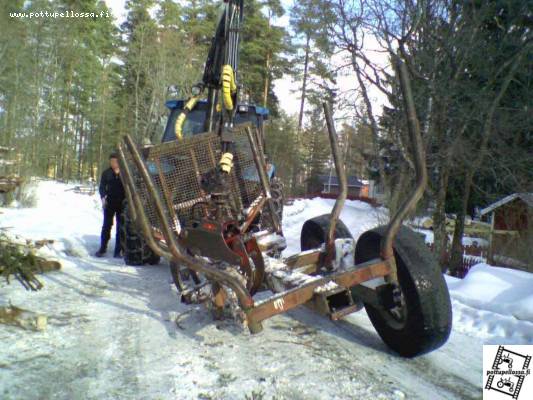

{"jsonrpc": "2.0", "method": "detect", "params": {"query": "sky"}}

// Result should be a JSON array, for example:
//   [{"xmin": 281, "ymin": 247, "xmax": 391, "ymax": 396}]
[
  {"xmin": 104, "ymin": 0, "xmax": 127, "ymax": 23},
  {"xmin": 103, "ymin": 0, "xmax": 387, "ymax": 120}
]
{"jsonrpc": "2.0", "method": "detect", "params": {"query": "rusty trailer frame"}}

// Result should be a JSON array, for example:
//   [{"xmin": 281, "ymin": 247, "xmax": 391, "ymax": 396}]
[
  {"xmin": 115, "ymin": 60, "xmax": 454, "ymax": 359},
  {"xmin": 117, "ymin": 107, "xmax": 400, "ymax": 334}
]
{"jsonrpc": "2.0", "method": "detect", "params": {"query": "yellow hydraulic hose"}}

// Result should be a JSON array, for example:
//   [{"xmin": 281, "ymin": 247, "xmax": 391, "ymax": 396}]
[
  {"xmin": 221, "ymin": 65, "xmax": 237, "ymax": 111},
  {"xmin": 175, "ymin": 96, "xmax": 200, "ymax": 140}
]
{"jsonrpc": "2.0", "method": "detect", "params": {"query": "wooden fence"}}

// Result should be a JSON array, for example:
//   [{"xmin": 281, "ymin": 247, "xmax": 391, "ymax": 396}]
[
  {"xmin": 426, "ymin": 242, "xmax": 487, "ymax": 278},
  {"xmin": 299, "ymin": 192, "xmax": 379, "ymax": 206}
]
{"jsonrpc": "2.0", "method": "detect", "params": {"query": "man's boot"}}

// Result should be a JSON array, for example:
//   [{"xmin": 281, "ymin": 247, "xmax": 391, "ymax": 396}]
[
  {"xmin": 95, "ymin": 239, "xmax": 108, "ymax": 258},
  {"xmin": 113, "ymin": 238, "xmax": 122, "ymax": 258}
]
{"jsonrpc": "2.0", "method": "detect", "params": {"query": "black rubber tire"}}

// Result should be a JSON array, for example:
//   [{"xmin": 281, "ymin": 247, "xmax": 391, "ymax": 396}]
[
  {"xmin": 121, "ymin": 201, "xmax": 160, "ymax": 266},
  {"xmin": 300, "ymin": 214, "xmax": 353, "ymax": 251},
  {"xmin": 260, "ymin": 177, "xmax": 284, "ymax": 232},
  {"xmin": 270, "ymin": 177, "xmax": 284, "ymax": 224},
  {"xmin": 354, "ymin": 225, "xmax": 452, "ymax": 357}
]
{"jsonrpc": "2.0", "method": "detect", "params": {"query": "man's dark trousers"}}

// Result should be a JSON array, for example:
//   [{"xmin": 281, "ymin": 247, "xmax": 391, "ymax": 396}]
[{"xmin": 101, "ymin": 203, "xmax": 123, "ymax": 255}]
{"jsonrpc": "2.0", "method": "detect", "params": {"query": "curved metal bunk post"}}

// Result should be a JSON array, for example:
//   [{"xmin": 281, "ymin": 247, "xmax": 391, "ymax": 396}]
[
  {"xmin": 120, "ymin": 135, "xmax": 259, "ymax": 330},
  {"xmin": 322, "ymin": 103, "xmax": 348, "ymax": 267},
  {"xmin": 380, "ymin": 58, "xmax": 428, "ymax": 279},
  {"xmin": 118, "ymin": 143, "xmax": 173, "ymax": 260}
]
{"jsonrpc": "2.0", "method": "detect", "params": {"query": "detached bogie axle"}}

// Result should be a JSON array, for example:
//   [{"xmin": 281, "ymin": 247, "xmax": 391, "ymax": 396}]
[{"xmin": 117, "ymin": 102, "xmax": 452, "ymax": 358}]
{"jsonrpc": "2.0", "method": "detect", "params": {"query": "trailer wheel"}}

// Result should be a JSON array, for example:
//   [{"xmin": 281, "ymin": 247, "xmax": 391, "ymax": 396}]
[
  {"xmin": 121, "ymin": 201, "xmax": 160, "ymax": 266},
  {"xmin": 354, "ymin": 226, "xmax": 452, "ymax": 357},
  {"xmin": 301, "ymin": 214, "xmax": 352, "ymax": 251}
]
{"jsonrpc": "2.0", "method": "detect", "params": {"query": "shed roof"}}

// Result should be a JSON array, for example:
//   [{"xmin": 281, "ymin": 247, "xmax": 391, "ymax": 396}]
[
  {"xmin": 480, "ymin": 193, "xmax": 533, "ymax": 216},
  {"xmin": 318, "ymin": 175, "xmax": 363, "ymax": 188}
]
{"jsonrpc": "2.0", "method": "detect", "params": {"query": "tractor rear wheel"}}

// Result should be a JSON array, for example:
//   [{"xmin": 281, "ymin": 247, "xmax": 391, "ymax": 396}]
[
  {"xmin": 120, "ymin": 200, "xmax": 160, "ymax": 266},
  {"xmin": 270, "ymin": 177, "xmax": 284, "ymax": 223},
  {"xmin": 354, "ymin": 226, "xmax": 452, "ymax": 357},
  {"xmin": 260, "ymin": 177, "xmax": 284, "ymax": 232}
]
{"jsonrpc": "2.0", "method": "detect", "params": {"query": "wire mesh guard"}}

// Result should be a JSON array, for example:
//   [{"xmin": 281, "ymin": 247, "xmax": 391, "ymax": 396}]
[{"xmin": 123, "ymin": 125, "xmax": 264, "ymax": 235}]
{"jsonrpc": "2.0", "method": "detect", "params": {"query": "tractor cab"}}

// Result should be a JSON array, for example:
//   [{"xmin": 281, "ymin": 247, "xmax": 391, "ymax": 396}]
[{"xmin": 161, "ymin": 99, "xmax": 269, "ymax": 143}]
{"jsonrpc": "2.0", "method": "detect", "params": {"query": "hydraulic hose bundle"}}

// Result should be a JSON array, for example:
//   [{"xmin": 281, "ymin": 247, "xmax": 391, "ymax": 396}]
[{"xmin": 174, "ymin": 0, "xmax": 243, "ymax": 149}]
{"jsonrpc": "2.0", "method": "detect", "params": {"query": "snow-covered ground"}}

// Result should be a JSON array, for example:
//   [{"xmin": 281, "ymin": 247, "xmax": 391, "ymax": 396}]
[
  {"xmin": 1, "ymin": 181, "xmax": 531, "ymax": 399},
  {"xmin": 446, "ymin": 265, "xmax": 533, "ymax": 344}
]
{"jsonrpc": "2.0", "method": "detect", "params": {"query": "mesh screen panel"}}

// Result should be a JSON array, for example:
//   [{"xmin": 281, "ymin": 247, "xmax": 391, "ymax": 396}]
[{"xmin": 124, "ymin": 126, "xmax": 263, "ymax": 233}]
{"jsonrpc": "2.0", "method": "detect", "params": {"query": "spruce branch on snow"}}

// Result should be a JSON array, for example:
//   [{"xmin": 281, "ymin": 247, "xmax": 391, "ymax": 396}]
[{"xmin": 0, "ymin": 233, "xmax": 60, "ymax": 291}]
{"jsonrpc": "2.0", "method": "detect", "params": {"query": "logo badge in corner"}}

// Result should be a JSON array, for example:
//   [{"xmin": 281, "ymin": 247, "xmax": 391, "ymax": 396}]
[{"xmin": 483, "ymin": 345, "xmax": 532, "ymax": 399}]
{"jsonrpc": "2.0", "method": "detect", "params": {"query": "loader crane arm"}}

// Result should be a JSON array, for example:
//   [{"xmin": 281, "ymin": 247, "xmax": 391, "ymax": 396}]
[{"xmin": 176, "ymin": 0, "xmax": 244, "ymax": 138}]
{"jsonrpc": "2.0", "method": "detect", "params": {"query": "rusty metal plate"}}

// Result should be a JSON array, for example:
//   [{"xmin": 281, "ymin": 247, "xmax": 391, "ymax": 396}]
[{"xmin": 249, "ymin": 259, "xmax": 390, "ymax": 324}]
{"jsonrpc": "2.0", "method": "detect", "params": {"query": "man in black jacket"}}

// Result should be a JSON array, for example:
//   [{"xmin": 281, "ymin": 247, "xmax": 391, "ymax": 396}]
[{"xmin": 95, "ymin": 153, "xmax": 125, "ymax": 258}]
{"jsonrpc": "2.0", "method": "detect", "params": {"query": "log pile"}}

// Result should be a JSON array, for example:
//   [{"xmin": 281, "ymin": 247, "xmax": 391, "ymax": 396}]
[
  {"xmin": 0, "ymin": 146, "xmax": 22, "ymax": 194},
  {"xmin": 0, "ymin": 176, "xmax": 23, "ymax": 194}
]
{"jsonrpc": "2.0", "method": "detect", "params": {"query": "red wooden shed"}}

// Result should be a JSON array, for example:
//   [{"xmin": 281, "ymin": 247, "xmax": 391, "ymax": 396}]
[{"xmin": 480, "ymin": 193, "xmax": 533, "ymax": 271}]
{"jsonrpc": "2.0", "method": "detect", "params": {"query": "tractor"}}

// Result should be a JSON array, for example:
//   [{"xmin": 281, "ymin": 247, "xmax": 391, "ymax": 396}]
[
  {"xmin": 497, "ymin": 377, "xmax": 515, "ymax": 392},
  {"xmin": 120, "ymin": 98, "xmax": 283, "ymax": 266},
  {"xmin": 118, "ymin": 0, "xmax": 452, "ymax": 357},
  {"xmin": 120, "ymin": 1, "xmax": 283, "ymax": 267}
]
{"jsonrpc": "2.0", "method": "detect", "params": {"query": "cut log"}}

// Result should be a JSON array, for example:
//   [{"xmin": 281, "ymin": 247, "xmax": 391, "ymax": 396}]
[
  {"xmin": 34, "ymin": 239, "xmax": 55, "ymax": 248},
  {"xmin": 0, "ymin": 305, "xmax": 47, "ymax": 331}
]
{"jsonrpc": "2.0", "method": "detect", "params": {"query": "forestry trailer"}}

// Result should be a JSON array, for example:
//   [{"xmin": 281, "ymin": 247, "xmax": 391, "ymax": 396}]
[{"xmin": 118, "ymin": 0, "xmax": 452, "ymax": 357}]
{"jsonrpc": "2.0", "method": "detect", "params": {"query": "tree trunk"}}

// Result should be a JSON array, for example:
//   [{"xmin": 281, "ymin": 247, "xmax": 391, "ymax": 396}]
[
  {"xmin": 262, "ymin": 11, "xmax": 272, "ymax": 108},
  {"xmin": 449, "ymin": 51, "xmax": 523, "ymax": 273},
  {"xmin": 297, "ymin": 35, "xmax": 310, "ymax": 132},
  {"xmin": 78, "ymin": 115, "xmax": 84, "ymax": 182},
  {"xmin": 449, "ymin": 173, "xmax": 472, "ymax": 275},
  {"xmin": 351, "ymin": 52, "xmax": 388, "ymax": 202},
  {"xmin": 388, "ymin": 163, "xmax": 410, "ymax": 218},
  {"xmin": 433, "ymin": 165, "xmax": 450, "ymax": 270},
  {"xmin": 60, "ymin": 73, "xmax": 72, "ymax": 180},
  {"xmin": 263, "ymin": 51, "xmax": 271, "ymax": 107}
]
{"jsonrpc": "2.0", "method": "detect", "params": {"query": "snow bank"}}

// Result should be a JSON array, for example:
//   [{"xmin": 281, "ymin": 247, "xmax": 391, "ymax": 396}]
[
  {"xmin": 0, "ymin": 180, "xmax": 104, "ymax": 257},
  {"xmin": 446, "ymin": 264, "xmax": 533, "ymax": 344},
  {"xmin": 282, "ymin": 197, "xmax": 385, "ymax": 256}
]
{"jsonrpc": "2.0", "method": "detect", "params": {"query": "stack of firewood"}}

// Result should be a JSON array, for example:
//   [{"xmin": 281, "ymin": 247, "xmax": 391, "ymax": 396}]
[{"xmin": 0, "ymin": 146, "xmax": 22, "ymax": 195}]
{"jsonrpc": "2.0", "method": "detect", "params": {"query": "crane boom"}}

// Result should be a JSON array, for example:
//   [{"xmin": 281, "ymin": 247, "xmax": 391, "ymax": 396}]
[{"xmin": 201, "ymin": 0, "xmax": 244, "ymax": 132}]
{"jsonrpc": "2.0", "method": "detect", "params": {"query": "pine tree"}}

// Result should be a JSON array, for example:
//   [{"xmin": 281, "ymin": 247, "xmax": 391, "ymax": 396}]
[
  {"xmin": 119, "ymin": 0, "xmax": 158, "ymax": 142},
  {"xmin": 289, "ymin": 0, "xmax": 334, "ymax": 131}
]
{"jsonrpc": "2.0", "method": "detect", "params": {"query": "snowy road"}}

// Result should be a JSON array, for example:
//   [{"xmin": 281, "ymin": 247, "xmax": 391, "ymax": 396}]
[{"xmin": 0, "ymin": 181, "xmax": 529, "ymax": 400}]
